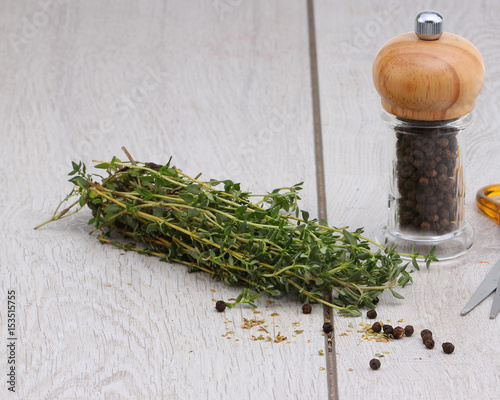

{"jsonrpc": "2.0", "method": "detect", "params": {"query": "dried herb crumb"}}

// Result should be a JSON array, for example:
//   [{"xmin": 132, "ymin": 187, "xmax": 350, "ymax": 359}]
[
  {"xmin": 274, "ymin": 332, "xmax": 287, "ymax": 343},
  {"xmin": 215, "ymin": 300, "xmax": 227, "ymax": 312},
  {"xmin": 241, "ymin": 318, "xmax": 266, "ymax": 329},
  {"xmin": 442, "ymin": 342, "xmax": 455, "ymax": 354},
  {"xmin": 369, "ymin": 358, "xmax": 381, "ymax": 370}
]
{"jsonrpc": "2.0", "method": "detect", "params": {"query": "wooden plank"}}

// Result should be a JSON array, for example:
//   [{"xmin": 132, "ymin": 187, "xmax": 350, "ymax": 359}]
[
  {"xmin": 0, "ymin": 1, "xmax": 330, "ymax": 398},
  {"xmin": 315, "ymin": 1, "xmax": 500, "ymax": 399}
]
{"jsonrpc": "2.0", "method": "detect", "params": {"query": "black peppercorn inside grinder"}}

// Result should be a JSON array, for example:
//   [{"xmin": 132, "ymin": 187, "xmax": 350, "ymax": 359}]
[{"xmin": 372, "ymin": 11, "xmax": 484, "ymax": 259}]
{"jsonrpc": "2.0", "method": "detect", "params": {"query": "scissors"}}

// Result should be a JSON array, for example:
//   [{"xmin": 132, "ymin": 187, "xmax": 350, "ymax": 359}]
[
  {"xmin": 460, "ymin": 185, "xmax": 500, "ymax": 318},
  {"xmin": 476, "ymin": 184, "xmax": 500, "ymax": 224},
  {"xmin": 461, "ymin": 259, "xmax": 500, "ymax": 319}
]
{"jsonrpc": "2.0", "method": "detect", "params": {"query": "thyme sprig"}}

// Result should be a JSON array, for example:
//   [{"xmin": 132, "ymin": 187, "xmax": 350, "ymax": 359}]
[
  {"xmin": 225, "ymin": 289, "xmax": 261, "ymax": 309},
  {"xmin": 36, "ymin": 153, "xmax": 435, "ymax": 316}
]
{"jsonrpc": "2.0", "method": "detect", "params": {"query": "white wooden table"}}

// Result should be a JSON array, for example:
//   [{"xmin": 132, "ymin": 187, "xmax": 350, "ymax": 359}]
[{"xmin": 1, "ymin": 1, "xmax": 499, "ymax": 399}]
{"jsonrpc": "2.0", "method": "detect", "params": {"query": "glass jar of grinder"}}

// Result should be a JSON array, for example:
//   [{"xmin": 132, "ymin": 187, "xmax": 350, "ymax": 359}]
[{"xmin": 373, "ymin": 11, "xmax": 485, "ymax": 260}]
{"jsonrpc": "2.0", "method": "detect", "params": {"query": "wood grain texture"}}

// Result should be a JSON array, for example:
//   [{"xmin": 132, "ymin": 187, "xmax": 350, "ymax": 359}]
[
  {"xmin": 373, "ymin": 32, "xmax": 485, "ymax": 120},
  {"xmin": 0, "ymin": 1, "xmax": 328, "ymax": 399},
  {"xmin": 316, "ymin": 1, "xmax": 500, "ymax": 399}
]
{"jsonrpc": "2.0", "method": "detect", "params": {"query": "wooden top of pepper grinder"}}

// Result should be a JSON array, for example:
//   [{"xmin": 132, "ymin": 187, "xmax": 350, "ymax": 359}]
[{"xmin": 373, "ymin": 10, "xmax": 484, "ymax": 121}]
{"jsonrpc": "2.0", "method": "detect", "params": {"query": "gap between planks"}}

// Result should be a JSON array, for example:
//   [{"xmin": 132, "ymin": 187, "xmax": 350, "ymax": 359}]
[{"xmin": 306, "ymin": 1, "xmax": 339, "ymax": 399}]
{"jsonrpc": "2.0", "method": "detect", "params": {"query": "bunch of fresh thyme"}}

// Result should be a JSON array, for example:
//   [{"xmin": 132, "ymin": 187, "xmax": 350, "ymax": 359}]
[{"xmin": 36, "ymin": 151, "xmax": 435, "ymax": 315}]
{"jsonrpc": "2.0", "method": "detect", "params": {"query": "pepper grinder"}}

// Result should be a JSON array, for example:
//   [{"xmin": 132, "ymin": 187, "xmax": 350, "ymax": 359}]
[{"xmin": 372, "ymin": 10, "xmax": 484, "ymax": 260}]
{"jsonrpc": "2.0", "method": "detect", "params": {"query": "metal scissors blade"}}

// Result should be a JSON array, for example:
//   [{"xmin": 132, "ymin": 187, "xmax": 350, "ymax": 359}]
[
  {"xmin": 461, "ymin": 259, "xmax": 500, "ymax": 317},
  {"xmin": 490, "ymin": 269, "xmax": 500, "ymax": 319}
]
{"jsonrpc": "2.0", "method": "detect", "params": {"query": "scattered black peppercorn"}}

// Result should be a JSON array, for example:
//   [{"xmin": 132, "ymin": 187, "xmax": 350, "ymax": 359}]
[
  {"xmin": 420, "ymin": 329, "xmax": 433, "ymax": 339},
  {"xmin": 369, "ymin": 358, "xmax": 381, "ymax": 370},
  {"xmin": 366, "ymin": 309, "xmax": 377, "ymax": 319},
  {"xmin": 371, "ymin": 321, "xmax": 382, "ymax": 333},
  {"xmin": 392, "ymin": 326, "xmax": 405, "ymax": 339},
  {"xmin": 424, "ymin": 338, "xmax": 435, "ymax": 349},
  {"xmin": 302, "ymin": 304, "xmax": 312, "ymax": 314},
  {"xmin": 323, "ymin": 322, "xmax": 333, "ymax": 334},
  {"xmin": 404, "ymin": 325, "xmax": 414, "ymax": 336},
  {"xmin": 442, "ymin": 342, "xmax": 455, "ymax": 354},
  {"xmin": 372, "ymin": 297, "xmax": 380, "ymax": 305},
  {"xmin": 422, "ymin": 334, "xmax": 433, "ymax": 343},
  {"xmin": 215, "ymin": 300, "xmax": 226, "ymax": 312},
  {"xmin": 382, "ymin": 324, "xmax": 394, "ymax": 336}
]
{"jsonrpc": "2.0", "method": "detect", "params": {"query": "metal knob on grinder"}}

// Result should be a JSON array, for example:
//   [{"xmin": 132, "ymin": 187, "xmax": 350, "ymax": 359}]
[{"xmin": 415, "ymin": 10, "xmax": 443, "ymax": 41}]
